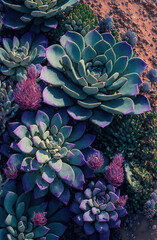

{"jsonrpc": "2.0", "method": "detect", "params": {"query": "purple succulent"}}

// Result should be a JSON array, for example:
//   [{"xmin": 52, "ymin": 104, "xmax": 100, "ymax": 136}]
[
  {"xmin": 70, "ymin": 179, "xmax": 127, "ymax": 240},
  {"xmin": 1, "ymin": 108, "xmax": 95, "ymax": 204},
  {"xmin": 146, "ymin": 68, "xmax": 157, "ymax": 83},
  {"xmin": 87, "ymin": 151, "xmax": 104, "ymax": 170},
  {"xmin": 105, "ymin": 154, "xmax": 124, "ymax": 186},
  {"xmin": 32, "ymin": 212, "xmax": 47, "ymax": 226}
]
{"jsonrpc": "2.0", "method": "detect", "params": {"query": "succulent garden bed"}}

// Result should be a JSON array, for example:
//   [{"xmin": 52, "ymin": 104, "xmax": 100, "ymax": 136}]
[{"xmin": 0, "ymin": 0, "xmax": 156, "ymax": 240}]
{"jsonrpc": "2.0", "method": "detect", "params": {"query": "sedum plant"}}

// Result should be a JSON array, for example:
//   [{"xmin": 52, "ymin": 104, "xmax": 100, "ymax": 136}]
[
  {"xmin": 2, "ymin": 108, "xmax": 95, "ymax": 204},
  {"xmin": 0, "ymin": 80, "xmax": 19, "ymax": 136},
  {"xmin": 0, "ymin": 180, "xmax": 70, "ymax": 239},
  {"xmin": 2, "ymin": 0, "xmax": 79, "ymax": 33},
  {"xmin": 70, "ymin": 179, "xmax": 127, "ymax": 240},
  {"xmin": 145, "ymin": 191, "xmax": 157, "ymax": 219},
  {"xmin": 41, "ymin": 30, "xmax": 151, "ymax": 128},
  {"xmin": 0, "ymin": 32, "xmax": 48, "ymax": 82},
  {"xmin": 63, "ymin": 3, "xmax": 98, "ymax": 36}
]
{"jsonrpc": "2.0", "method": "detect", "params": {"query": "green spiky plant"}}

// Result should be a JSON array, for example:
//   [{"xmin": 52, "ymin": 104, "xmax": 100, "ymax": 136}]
[
  {"xmin": 88, "ymin": 110, "xmax": 157, "ymax": 211},
  {"xmin": 52, "ymin": 3, "xmax": 98, "ymax": 42}
]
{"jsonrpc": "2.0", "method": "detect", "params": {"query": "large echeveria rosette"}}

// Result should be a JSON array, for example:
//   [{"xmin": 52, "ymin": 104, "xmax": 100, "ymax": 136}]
[
  {"xmin": 41, "ymin": 30, "xmax": 151, "ymax": 128},
  {"xmin": 0, "ymin": 32, "xmax": 48, "ymax": 81},
  {"xmin": 70, "ymin": 180, "xmax": 127, "ymax": 240},
  {"xmin": 0, "ymin": 180, "xmax": 70, "ymax": 239},
  {"xmin": 3, "ymin": 108, "xmax": 95, "ymax": 204},
  {"xmin": 2, "ymin": 0, "xmax": 79, "ymax": 33}
]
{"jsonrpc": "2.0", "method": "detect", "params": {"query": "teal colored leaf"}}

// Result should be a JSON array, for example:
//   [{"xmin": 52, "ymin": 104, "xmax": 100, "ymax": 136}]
[
  {"xmin": 50, "ymin": 178, "xmax": 64, "ymax": 198},
  {"xmin": 4, "ymin": 192, "xmax": 18, "ymax": 215},
  {"xmin": 46, "ymin": 45, "xmax": 65, "ymax": 71},
  {"xmin": 85, "ymin": 30, "xmax": 102, "ymax": 47},
  {"xmin": 65, "ymin": 40, "xmax": 81, "ymax": 63},
  {"xmin": 60, "ymin": 31, "xmax": 85, "ymax": 52},
  {"xmin": 43, "ymin": 87, "xmax": 73, "ymax": 107},
  {"xmin": 58, "ymin": 162, "xmax": 75, "ymax": 186}
]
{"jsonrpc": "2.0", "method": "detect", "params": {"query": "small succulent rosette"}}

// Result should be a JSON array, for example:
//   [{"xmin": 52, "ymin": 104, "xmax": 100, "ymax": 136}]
[
  {"xmin": 2, "ymin": 0, "xmax": 79, "ymax": 33},
  {"xmin": 70, "ymin": 179, "xmax": 127, "ymax": 240},
  {"xmin": 41, "ymin": 30, "xmax": 151, "ymax": 128},
  {"xmin": 0, "ymin": 32, "xmax": 48, "ymax": 81},
  {"xmin": 0, "ymin": 180, "xmax": 70, "ymax": 239},
  {"xmin": 1, "ymin": 108, "xmax": 95, "ymax": 204}
]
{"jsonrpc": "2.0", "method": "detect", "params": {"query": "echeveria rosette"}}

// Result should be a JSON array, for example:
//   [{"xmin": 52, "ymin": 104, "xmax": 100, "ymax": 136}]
[
  {"xmin": 41, "ymin": 30, "xmax": 151, "ymax": 128},
  {"xmin": 5, "ymin": 108, "xmax": 95, "ymax": 204},
  {"xmin": 70, "ymin": 179, "xmax": 127, "ymax": 240},
  {"xmin": 2, "ymin": 0, "xmax": 79, "ymax": 33},
  {"xmin": 0, "ymin": 32, "xmax": 48, "ymax": 81},
  {"xmin": 0, "ymin": 180, "xmax": 70, "ymax": 239}
]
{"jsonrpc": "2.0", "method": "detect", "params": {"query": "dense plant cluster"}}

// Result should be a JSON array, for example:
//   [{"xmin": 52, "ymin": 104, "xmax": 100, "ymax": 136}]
[
  {"xmin": 0, "ymin": 81, "xmax": 19, "ymax": 135},
  {"xmin": 0, "ymin": 0, "xmax": 156, "ymax": 239}
]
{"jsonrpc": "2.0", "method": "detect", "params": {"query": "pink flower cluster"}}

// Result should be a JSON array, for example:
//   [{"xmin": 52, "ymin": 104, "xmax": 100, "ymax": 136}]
[
  {"xmin": 105, "ymin": 153, "xmax": 124, "ymax": 186},
  {"xmin": 87, "ymin": 152, "xmax": 104, "ymax": 170},
  {"xmin": 32, "ymin": 212, "xmax": 47, "ymax": 226},
  {"xmin": 13, "ymin": 66, "xmax": 42, "ymax": 109}
]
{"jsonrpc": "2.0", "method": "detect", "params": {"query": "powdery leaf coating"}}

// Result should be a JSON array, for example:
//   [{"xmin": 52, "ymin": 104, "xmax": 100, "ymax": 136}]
[
  {"xmin": 70, "ymin": 179, "xmax": 127, "ymax": 240},
  {"xmin": 41, "ymin": 30, "xmax": 151, "ymax": 128},
  {"xmin": 6, "ymin": 109, "xmax": 95, "ymax": 204}
]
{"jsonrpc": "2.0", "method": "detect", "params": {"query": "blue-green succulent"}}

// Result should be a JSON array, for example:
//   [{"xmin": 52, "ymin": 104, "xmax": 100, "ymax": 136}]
[
  {"xmin": 0, "ymin": 180, "xmax": 71, "ymax": 239},
  {"xmin": 2, "ymin": 0, "xmax": 79, "ymax": 33},
  {"xmin": 70, "ymin": 179, "xmax": 127, "ymax": 240},
  {"xmin": 0, "ymin": 32, "xmax": 48, "ymax": 81},
  {"xmin": 2, "ymin": 108, "xmax": 95, "ymax": 204},
  {"xmin": 40, "ymin": 30, "xmax": 151, "ymax": 128}
]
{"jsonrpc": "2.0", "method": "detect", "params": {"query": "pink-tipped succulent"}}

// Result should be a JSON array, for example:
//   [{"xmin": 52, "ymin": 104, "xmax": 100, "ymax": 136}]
[
  {"xmin": 4, "ymin": 165, "xmax": 18, "ymax": 180},
  {"xmin": 105, "ymin": 154, "xmax": 124, "ymax": 186},
  {"xmin": 87, "ymin": 152, "xmax": 104, "ymax": 170},
  {"xmin": 13, "ymin": 66, "xmax": 42, "ymax": 110},
  {"xmin": 32, "ymin": 212, "xmax": 47, "ymax": 226},
  {"xmin": 118, "ymin": 195, "xmax": 128, "ymax": 207}
]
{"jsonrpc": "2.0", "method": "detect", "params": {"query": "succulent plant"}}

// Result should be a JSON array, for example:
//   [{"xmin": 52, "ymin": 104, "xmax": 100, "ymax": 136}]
[
  {"xmin": 105, "ymin": 154, "xmax": 124, "ymax": 187},
  {"xmin": 0, "ymin": 32, "xmax": 48, "ymax": 81},
  {"xmin": 98, "ymin": 16, "xmax": 114, "ymax": 33},
  {"xmin": 13, "ymin": 66, "xmax": 42, "ymax": 109},
  {"xmin": 70, "ymin": 179, "xmax": 127, "ymax": 240},
  {"xmin": 124, "ymin": 160, "xmax": 155, "ymax": 211},
  {"xmin": 41, "ymin": 30, "xmax": 151, "ymax": 128},
  {"xmin": 145, "ymin": 191, "xmax": 157, "ymax": 219},
  {"xmin": 0, "ymin": 80, "xmax": 19, "ymax": 136},
  {"xmin": 2, "ymin": 0, "xmax": 79, "ymax": 33},
  {"xmin": 121, "ymin": 30, "xmax": 137, "ymax": 47},
  {"xmin": 0, "ymin": 180, "xmax": 71, "ymax": 239},
  {"xmin": 1, "ymin": 108, "xmax": 95, "ymax": 204},
  {"xmin": 89, "ymin": 110, "xmax": 156, "ymax": 160},
  {"xmin": 142, "ymin": 81, "xmax": 151, "ymax": 92},
  {"xmin": 63, "ymin": 3, "xmax": 98, "ymax": 36},
  {"xmin": 146, "ymin": 68, "xmax": 157, "ymax": 83}
]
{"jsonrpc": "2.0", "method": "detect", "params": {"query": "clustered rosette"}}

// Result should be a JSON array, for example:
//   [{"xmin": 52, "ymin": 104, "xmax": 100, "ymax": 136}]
[
  {"xmin": 2, "ymin": 0, "xmax": 79, "ymax": 33},
  {"xmin": 1, "ymin": 108, "xmax": 95, "ymax": 203},
  {"xmin": 70, "ymin": 179, "xmax": 127, "ymax": 240},
  {"xmin": 0, "ymin": 32, "xmax": 48, "ymax": 81},
  {"xmin": 40, "ymin": 30, "xmax": 151, "ymax": 128},
  {"xmin": 0, "ymin": 180, "xmax": 70, "ymax": 239}
]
